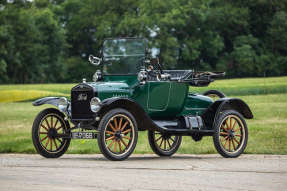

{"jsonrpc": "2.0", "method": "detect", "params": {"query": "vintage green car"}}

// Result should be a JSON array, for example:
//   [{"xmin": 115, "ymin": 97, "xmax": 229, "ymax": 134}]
[{"xmin": 32, "ymin": 38, "xmax": 253, "ymax": 161}]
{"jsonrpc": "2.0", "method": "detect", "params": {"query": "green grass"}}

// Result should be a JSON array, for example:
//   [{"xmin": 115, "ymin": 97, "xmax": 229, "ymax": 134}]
[
  {"xmin": 191, "ymin": 76, "xmax": 287, "ymax": 96},
  {"xmin": 1, "ymin": 76, "xmax": 287, "ymax": 103},
  {"xmin": 0, "ymin": 76, "xmax": 287, "ymax": 154}
]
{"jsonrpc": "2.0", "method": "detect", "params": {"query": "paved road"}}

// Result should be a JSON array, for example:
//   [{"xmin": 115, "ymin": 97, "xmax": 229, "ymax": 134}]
[{"xmin": 0, "ymin": 154, "xmax": 286, "ymax": 191}]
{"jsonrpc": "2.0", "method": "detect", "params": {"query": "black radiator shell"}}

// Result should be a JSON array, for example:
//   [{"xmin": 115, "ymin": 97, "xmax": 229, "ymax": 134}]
[{"xmin": 71, "ymin": 83, "xmax": 97, "ymax": 120}]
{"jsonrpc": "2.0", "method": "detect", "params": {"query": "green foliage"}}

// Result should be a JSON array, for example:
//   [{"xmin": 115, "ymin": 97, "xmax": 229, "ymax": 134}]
[
  {"xmin": 0, "ymin": 0, "xmax": 66, "ymax": 83},
  {"xmin": 0, "ymin": 0, "xmax": 287, "ymax": 83}
]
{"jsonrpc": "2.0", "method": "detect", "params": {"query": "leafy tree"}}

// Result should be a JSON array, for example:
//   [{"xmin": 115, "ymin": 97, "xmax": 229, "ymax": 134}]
[
  {"xmin": 0, "ymin": 1, "xmax": 66, "ymax": 83},
  {"xmin": 1, "ymin": 0, "xmax": 287, "ymax": 83}
]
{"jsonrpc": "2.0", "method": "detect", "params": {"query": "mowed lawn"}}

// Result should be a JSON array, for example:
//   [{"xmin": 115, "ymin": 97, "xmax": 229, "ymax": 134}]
[{"xmin": 0, "ymin": 76, "xmax": 287, "ymax": 154}]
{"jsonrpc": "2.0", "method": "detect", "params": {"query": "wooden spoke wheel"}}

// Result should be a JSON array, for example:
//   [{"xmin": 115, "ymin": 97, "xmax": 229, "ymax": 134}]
[
  {"xmin": 32, "ymin": 108, "xmax": 70, "ymax": 158},
  {"xmin": 213, "ymin": 110, "xmax": 248, "ymax": 158},
  {"xmin": 97, "ymin": 108, "xmax": 138, "ymax": 161},
  {"xmin": 148, "ymin": 131, "xmax": 182, "ymax": 156}
]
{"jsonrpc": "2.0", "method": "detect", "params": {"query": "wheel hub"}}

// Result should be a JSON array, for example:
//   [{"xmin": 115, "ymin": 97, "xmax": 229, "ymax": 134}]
[
  {"xmin": 47, "ymin": 128, "xmax": 57, "ymax": 139},
  {"xmin": 227, "ymin": 130, "xmax": 235, "ymax": 139},
  {"xmin": 162, "ymin": 134, "xmax": 170, "ymax": 140},
  {"xmin": 114, "ymin": 130, "xmax": 122, "ymax": 141}
]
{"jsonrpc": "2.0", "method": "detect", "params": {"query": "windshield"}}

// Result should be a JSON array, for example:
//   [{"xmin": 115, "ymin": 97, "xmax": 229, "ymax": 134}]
[{"xmin": 102, "ymin": 38, "xmax": 146, "ymax": 75}]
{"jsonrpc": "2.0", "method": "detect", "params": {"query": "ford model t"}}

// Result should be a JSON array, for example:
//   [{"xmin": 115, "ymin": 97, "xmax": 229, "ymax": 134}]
[{"xmin": 32, "ymin": 38, "xmax": 253, "ymax": 161}]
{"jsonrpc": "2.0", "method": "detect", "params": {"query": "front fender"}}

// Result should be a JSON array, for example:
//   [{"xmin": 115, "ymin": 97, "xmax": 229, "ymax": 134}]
[
  {"xmin": 201, "ymin": 98, "xmax": 253, "ymax": 129},
  {"xmin": 98, "ymin": 97, "xmax": 156, "ymax": 131},
  {"xmin": 32, "ymin": 97, "xmax": 61, "ymax": 107}
]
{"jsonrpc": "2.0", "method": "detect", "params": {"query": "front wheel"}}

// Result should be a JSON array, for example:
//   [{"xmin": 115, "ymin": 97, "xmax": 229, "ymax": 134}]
[
  {"xmin": 32, "ymin": 108, "xmax": 71, "ymax": 158},
  {"xmin": 213, "ymin": 110, "xmax": 248, "ymax": 158},
  {"xmin": 97, "ymin": 108, "xmax": 138, "ymax": 161},
  {"xmin": 148, "ymin": 131, "xmax": 182, "ymax": 156}
]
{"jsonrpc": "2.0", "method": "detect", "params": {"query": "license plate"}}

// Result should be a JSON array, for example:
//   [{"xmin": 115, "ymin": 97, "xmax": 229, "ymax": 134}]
[{"xmin": 71, "ymin": 132, "xmax": 97, "ymax": 139}]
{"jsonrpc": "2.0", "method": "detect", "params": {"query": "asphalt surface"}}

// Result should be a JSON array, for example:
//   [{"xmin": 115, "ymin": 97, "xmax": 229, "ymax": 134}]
[{"xmin": 0, "ymin": 154, "xmax": 286, "ymax": 191}]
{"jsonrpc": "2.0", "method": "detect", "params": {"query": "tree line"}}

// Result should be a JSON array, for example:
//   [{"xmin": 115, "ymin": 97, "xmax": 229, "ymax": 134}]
[{"xmin": 0, "ymin": 0, "xmax": 287, "ymax": 83}]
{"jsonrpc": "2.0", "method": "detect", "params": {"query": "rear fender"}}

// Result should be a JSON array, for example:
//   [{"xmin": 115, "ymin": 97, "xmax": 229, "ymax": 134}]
[
  {"xmin": 98, "ymin": 97, "xmax": 156, "ymax": 131},
  {"xmin": 201, "ymin": 98, "xmax": 253, "ymax": 130}
]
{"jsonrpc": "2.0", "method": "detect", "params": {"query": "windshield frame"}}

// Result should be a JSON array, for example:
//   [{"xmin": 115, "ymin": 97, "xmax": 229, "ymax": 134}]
[{"xmin": 101, "ymin": 37, "xmax": 147, "ymax": 75}]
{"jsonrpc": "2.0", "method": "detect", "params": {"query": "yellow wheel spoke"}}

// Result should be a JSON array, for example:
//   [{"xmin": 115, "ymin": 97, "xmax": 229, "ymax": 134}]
[
  {"xmin": 105, "ymin": 136, "xmax": 115, "ymax": 141},
  {"xmin": 45, "ymin": 119, "xmax": 51, "ymax": 129},
  {"xmin": 122, "ymin": 129, "xmax": 131, "ymax": 134},
  {"xmin": 51, "ymin": 116, "xmax": 53, "ymax": 129},
  {"xmin": 225, "ymin": 121, "xmax": 229, "ymax": 130},
  {"xmin": 50, "ymin": 138, "xmax": 53, "ymax": 151},
  {"xmin": 109, "ymin": 123, "xmax": 116, "ymax": 132},
  {"xmin": 56, "ymin": 138, "xmax": 63, "ymax": 144},
  {"xmin": 159, "ymin": 138, "xmax": 164, "ymax": 147},
  {"xmin": 40, "ymin": 136, "xmax": 48, "ymax": 142},
  {"xmin": 231, "ymin": 120, "xmax": 238, "ymax": 130},
  {"xmin": 234, "ymin": 127, "xmax": 241, "ymax": 132},
  {"xmin": 56, "ymin": 126, "xmax": 63, "ymax": 131},
  {"xmin": 231, "ymin": 139, "xmax": 236, "ymax": 151},
  {"xmin": 120, "ymin": 121, "xmax": 129, "ymax": 131},
  {"xmin": 105, "ymin": 130, "xmax": 114, "ymax": 135},
  {"xmin": 220, "ymin": 132, "xmax": 228, "ymax": 136},
  {"xmin": 53, "ymin": 139, "xmax": 58, "ymax": 150},
  {"xmin": 234, "ymin": 137, "xmax": 240, "ymax": 145},
  {"xmin": 167, "ymin": 139, "xmax": 172, "ymax": 149},
  {"xmin": 224, "ymin": 138, "xmax": 229, "ymax": 149},
  {"xmin": 114, "ymin": 117, "xmax": 118, "ymax": 130},
  {"xmin": 118, "ymin": 117, "xmax": 123, "ymax": 130},
  {"xmin": 118, "ymin": 141, "xmax": 122, "ymax": 153},
  {"xmin": 155, "ymin": 135, "xmax": 162, "ymax": 142},
  {"xmin": 221, "ymin": 124, "xmax": 228, "ymax": 131},
  {"xmin": 113, "ymin": 140, "xmax": 117, "ymax": 152},
  {"xmin": 120, "ymin": 138, "xmax": 127, "ymax": 147},
  {"xmin": 108, "ymin": 140, "xmax": 115, "ymax": 149},
  {"xmin": 54, "ymin": 118, "xmax": 59, "ymax": 129},
  {"xmin": 122, "ymin": 136, "xmax": 131, "ymax": 140},
  {"xmin": 45, "ymin": 138, "xmax": 50, "ymax": 147},
  {"xmin": 41, "ymin": 125, "xmax": 49, "ymax": 132}
]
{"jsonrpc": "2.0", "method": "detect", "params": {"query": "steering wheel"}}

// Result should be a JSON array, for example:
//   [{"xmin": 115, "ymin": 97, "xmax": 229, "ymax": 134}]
[
  {"xmin": 150, "ymin": 58, "xmax": 163, "ymax": 74},
  {"xmin": 146, "ymin": 58, "xmax": 163, "ymax": 81}
]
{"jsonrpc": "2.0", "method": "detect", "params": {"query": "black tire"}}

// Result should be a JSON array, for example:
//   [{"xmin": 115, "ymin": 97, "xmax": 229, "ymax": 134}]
[
  {"xmin": 203, "ymin": 89, "xmax": 226, "ymax": 99},
  {"xmin": 213, "ymin": 110, "xmax": 248, "ymax": 158},
  {"xmin": 148, "ymin": 131, "xmax": 182, "ymax": 156},
  {"xmin": 97, "ymin": 108, "xmax": 138, "ymax": 161},
  {"xmin": 32, "ymin": 108, "xmax": 71, "ymax": 158}
]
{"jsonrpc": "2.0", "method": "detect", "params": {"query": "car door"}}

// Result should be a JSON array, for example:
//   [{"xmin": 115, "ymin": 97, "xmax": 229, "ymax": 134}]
[{"xmin": 147, "ymin": 81, "xmax": 171, "ymax": 111}]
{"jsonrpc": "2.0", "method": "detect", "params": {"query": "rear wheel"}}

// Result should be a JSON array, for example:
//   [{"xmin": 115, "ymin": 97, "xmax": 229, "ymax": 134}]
[
  {"xmin": 203, "ymin": 89, "xmax": 226, "ymax": 100},
  {"xmin": 32, "ymin": 108, "xmax": 71, "ymax": 158},
  {"xmin": 97, "ymin": 108, "xmax": 138, "ymax": 161},
  {"xmin": 213, "ymin": 110, "xmax": 248, "ymax": 158},
  {"xmin": 148, "ymin": 131, "xmax": 182, "ymax": 156}
]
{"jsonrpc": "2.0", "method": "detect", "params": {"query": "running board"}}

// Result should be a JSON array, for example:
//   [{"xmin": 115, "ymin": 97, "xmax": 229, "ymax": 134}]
[{"xmin": 153, "ymin": 119, "xmax": 214, "ymax": 136}]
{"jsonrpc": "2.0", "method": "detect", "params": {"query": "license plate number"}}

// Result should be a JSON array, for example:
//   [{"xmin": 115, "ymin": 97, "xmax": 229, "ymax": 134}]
[{"xmin": 71, "ymin": 132, "xmax": 97, "ymax": 139}]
